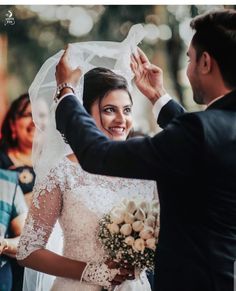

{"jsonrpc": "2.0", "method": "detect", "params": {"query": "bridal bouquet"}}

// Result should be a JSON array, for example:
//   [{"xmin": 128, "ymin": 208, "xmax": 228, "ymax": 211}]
[{"xmin": 98, "ymin": 198, "xmax": 159, "ymax": 271}]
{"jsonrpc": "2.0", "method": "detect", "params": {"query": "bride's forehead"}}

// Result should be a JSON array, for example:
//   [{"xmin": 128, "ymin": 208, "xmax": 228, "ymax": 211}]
[{"xmin": 101, "ymin": 90, "xmax": 131, "ymax": 104}]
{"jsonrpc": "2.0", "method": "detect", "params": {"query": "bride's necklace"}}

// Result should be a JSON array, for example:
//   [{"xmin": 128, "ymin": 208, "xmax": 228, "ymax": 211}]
[{"xmin": 8, "ymin": 150, "xmax": 32, "ymax": 167}]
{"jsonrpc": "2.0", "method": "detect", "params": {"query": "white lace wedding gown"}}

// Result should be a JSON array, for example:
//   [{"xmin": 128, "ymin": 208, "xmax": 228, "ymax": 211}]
[{"xmin": 17, "ymin": 157, "xmax": 158, "ymax": 291}]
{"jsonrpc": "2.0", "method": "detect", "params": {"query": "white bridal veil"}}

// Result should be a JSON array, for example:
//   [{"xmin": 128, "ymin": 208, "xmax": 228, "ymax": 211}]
[
  {"xmin": 29, "ymin": 24, "xmax": 146, "ymax": 184},
  {"xmin": 26, "ymin": 24, "xmax": 146, "ymax": 291}
]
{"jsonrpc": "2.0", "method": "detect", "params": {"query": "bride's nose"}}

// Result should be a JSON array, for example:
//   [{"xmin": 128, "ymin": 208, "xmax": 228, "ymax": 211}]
[{"xmin": 115, "ymin": 111, "xmax": 126, "ymax": 123}]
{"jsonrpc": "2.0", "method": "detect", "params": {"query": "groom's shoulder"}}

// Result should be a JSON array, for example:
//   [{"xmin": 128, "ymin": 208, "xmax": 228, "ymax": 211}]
[
  {"xmin": 178, "ymin": 109, "xmax": 219, "ymax": 123},
  {"xmin": 171, "ymin": 110, "xmax": 216, "ymax": 134},
  {"xmin": 176, "ymin": 109, "xmax": 232, "ymax": 136},
  {"xmin": 172, "ymin": 110, "xmax": 204, "ymax": 126}
]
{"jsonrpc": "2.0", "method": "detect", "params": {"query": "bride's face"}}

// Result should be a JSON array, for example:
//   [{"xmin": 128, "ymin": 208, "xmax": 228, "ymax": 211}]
[{"xmin": 90, "ymin": 89, "xmax": 133, "ymax": 141}]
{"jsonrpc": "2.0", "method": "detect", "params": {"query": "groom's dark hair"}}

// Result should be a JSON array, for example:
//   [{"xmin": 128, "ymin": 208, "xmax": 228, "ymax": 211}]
[
  {"xmin": 190, "ymin": 9, "xmax": 236, "ymax": 89},
  {"xmin": 82, "ymin": 67, "xmax": 132, "ymax": 114}
]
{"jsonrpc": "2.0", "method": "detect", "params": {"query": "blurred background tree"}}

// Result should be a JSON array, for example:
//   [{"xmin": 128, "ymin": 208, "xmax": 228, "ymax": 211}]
[{"xmin": 0, "ymin": 4, "xmax": 235, "ymax": 132}]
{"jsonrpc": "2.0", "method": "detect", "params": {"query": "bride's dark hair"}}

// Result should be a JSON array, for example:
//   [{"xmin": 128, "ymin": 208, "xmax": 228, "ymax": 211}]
[{"xmin": 82, "ymin": 67, "xmax": 133, "ymax": 114}]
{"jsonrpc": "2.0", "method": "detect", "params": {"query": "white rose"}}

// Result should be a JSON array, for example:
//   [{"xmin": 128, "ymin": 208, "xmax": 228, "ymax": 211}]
[
  {"xmin": 124, "ymin": 212, "xmax": 135, "ymax": 224},
  {"xmin": 120, "ymin": 224, "xmax": 132, "ymax": 236},
  {"xmin": 124, "ymin": 236, "xmax": 135, "ymax": 246},
  {"xmin": 110, "ymin": 208, "xmax": 125, "ymax": 224},
  {"xmin": 134, "ymin": 208, "xmax": 146, "ymax": 221},
  {"xmin": 126, "ymin": 200, "xmax": 137, "ymax": 214},
  {"xmin": 151, "ymin": 200, "xmax": 159, "ymax": 209},
  {"xmin": 145, "ymin": 215, "xmax": 156, "ymax": 228},
  {"xmin": 151, "ymin": 209, "xmax": 159, "ymax": 218},
  {"xmin": 139, "ymin": 226, "xmax": 154, "ymax": 240},
  {"xmin": 139, "ymin": 201, "xmax": 149, "ymax": 213},
  {"xmin": 121, "ymin": 198, "xmax": 129, "ymax": 208},
  {"xmin": 133, "ymin": 238, "xmax": 145, "ymax": 253},
  {"xmin": 107, "ymin": 223, "xmax": 120, "ymax": 234},
  {"xmin": 146, "ymin": 237, "xmax": 156, "ymax": 251},
  {"xmin": 132, "ymin": 221, "xmax": 144, "ymax": 232},
  {"xmin": 154, "ymin": 226, "xmax": 160, "ymax": 238}
]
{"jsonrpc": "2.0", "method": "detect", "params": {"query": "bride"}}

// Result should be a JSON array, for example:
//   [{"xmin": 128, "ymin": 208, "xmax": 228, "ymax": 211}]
[{"xmin": 17, "ymin": 25, "xmax": 159, "ymax": 291}]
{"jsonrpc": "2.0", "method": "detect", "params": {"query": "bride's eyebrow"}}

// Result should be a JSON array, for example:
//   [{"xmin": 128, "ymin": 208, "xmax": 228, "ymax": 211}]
[{"xmin": 103, "ymin": 104, "xmax": 132, "ymax": 108}]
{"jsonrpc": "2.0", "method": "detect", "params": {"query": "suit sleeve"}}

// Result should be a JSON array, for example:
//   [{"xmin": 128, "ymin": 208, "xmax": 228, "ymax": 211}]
[
  {"xmin": 56, "ymin": 95, "xmax": 203, "ymax": 181},
  {"xmin": 158, "ymin": 99, "xmax": 185, "ymax": 129}
]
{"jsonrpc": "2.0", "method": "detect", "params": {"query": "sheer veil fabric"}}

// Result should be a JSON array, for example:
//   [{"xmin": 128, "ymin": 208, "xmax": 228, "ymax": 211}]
[
  {"xmin": 25, "ymin": 24, "xmax": 149, "ymax": 291},
  {"xmin": 29, "ymin": 24, "xmax": 146, "ymax": 184}
]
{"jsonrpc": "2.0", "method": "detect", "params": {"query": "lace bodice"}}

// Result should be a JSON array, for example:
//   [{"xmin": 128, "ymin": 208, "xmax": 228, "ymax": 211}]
[{"xmin": 17, "ymin": 157, "xmax": 158, "ymax": 290}]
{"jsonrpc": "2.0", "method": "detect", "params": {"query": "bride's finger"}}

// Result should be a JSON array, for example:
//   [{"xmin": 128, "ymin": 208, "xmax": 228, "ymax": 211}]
[
  {"xmin": 105, "ymin": 259, "xmax": 120, "ymax": 269},
  {"xmin": 112, "ymin": 274, "xmax": 127, "ymax": 283},
  {"xmin": 112, "ymin": 271, "xmax": 135, "ymax": 284},
  {"xmin": 119, "ymin": 268, "xmax": 134, "ymax": 277}
]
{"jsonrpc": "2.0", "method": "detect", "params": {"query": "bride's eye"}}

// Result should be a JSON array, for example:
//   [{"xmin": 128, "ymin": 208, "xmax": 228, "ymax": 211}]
[
  {"xmin": 103, "ymin": 107, "xmax": 115, "ymax": 113},
  {"xmin": 124, "ymin": 107, "xmax": 132, "ymax": 114}
]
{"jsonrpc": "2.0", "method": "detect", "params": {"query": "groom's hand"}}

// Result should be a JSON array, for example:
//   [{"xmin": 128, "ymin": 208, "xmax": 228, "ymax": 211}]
[
  {"xmin": 55, "ymin": 45, "xmax": 82, "ymax": 91},
  {"xmin": 130, "ymin": 48, "xmax": 166, "ymax": 105}
]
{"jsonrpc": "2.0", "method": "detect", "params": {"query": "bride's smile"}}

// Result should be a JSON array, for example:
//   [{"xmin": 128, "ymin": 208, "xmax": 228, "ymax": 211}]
[{"xmin": 90, "ymin": 88, "xmax": 133, "ymax": 141}]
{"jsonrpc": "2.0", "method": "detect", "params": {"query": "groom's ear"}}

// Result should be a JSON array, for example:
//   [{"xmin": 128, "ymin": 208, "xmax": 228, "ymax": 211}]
[{"xmin": 200, "ymin": 52, "xmax": 212, "ymax": 75}]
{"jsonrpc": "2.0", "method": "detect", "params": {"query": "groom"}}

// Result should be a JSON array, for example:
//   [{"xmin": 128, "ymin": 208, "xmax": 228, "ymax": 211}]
[{"xmin": 54, "ymin": 9, "xmax": 236, "ymax": 291}]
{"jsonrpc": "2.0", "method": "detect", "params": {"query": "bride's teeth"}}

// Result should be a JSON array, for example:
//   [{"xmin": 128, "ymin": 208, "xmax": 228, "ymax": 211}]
[{"xmin": 110, "ymin": 127, "xmax": 124, "ymax": 133}]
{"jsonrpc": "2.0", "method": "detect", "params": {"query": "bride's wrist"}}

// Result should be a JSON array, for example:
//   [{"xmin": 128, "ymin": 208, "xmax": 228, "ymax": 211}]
[{"xmin": 80, "ymin": 261, "xmax": 119, "ymax": 287}]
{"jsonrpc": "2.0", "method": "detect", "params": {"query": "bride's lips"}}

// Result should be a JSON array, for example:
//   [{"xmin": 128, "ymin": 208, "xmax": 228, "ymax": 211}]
[{"xmin": 108, "ymin": 126, "xmax": 126, "ymax": 135}]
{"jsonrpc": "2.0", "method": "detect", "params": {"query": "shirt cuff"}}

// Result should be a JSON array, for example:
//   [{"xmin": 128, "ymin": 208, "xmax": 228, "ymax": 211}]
[{"xmin": 152, "ymin": 94, "xmax": 173, "ymax": 119}]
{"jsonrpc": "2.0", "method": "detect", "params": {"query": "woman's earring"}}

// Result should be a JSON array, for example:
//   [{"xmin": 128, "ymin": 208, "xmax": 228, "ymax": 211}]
[{"xmin": 11, "ymin": 131, "xmax": 16, "ymax": 140}]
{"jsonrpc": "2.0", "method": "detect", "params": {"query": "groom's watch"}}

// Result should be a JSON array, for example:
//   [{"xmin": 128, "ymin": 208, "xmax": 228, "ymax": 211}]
[{"xmin": 54, "ymin": 83, "xmax": 75, "ymax": 102}]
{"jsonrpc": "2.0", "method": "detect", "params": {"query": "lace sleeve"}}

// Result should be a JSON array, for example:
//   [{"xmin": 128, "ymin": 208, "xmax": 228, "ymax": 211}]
[{"xmin": 17, "ymin": 168, "xmax": 64, "ymax": 260}]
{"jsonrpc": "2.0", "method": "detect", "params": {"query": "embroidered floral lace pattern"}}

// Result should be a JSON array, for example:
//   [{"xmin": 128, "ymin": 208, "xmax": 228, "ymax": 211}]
[
  {"xmin": 82, "ymin": 262, "xmax": 119, "ymax": 288},
  {"xmin": 17, "ymin": 157, "xmax": 158, "ymax": 291}
]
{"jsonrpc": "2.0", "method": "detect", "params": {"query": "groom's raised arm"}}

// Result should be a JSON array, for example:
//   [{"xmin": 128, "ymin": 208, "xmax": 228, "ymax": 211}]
[
  {"xmin": 130, "ymin": 48, "xmax": 185, "ymax": 129},
  {"xmin": 55, "ymin": 47, "xmax": 201, "ymax": 181},
  {"xmin": 56, "ymin": 94, "xmax": 200, "ymax": 181},
  {"xmin": 156, "ymin": 98, "xmax": 185, "ymax": 128}
]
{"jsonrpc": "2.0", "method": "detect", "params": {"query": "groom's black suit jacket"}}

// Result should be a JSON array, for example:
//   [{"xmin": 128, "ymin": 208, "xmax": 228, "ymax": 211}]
[{"xmin": 56, "ymin": 90, "xmax": 236, "ymax": 291}]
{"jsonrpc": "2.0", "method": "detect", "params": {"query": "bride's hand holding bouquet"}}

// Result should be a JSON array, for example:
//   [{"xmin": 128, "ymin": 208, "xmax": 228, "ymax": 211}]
[{"xmin": 99, "ymin": 198, "xmax": 159, "ymax": 279}]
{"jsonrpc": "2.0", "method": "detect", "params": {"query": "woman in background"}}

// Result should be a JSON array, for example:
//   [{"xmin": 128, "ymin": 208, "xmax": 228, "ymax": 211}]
[
  {"xmin": 0, "ymin": 93, "xmax": 35, "ymax": 206},
  {"xmin": 0, "ymin": 93, "xmax": 37, "ymax": 291},
  {"xmin": 0, "ymin": 169, "xmax": 27, "ymax": 291}
]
